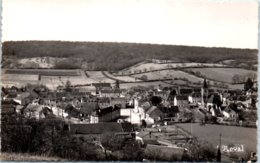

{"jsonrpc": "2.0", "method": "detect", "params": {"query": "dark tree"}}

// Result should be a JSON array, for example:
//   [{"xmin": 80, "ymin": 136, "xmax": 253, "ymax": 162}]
[
  {"xmin": 150, "ymin": 96, "xmax": 162, "ymax": 106},
  {"xmin": 168, "ymin": 89, "xmax": 177, "ymax": 101},
  {"xmin": 65, "ymin": 80, "xmax": 72, "ymax": 92},
  {"xmin": 213, "ymin": 94, "xmax": 222, "ymax": 108},
  {"xmin": 139, "ymin": 75, "xmax": 148, "ymax": 81},
  {"xmin": 12, "ymin": 50, "xmax": 15, "ymax": 56},
  {"xmin": 244, "ymin": 78, "xmax": 254, "ymax": 91},
  {"xmin": 141, "ymin": 119, "xmax": 147, "ymax": 128},
  {"xmin": 115, "ymin": 80, "xmax": 120, "ymax": 89}
]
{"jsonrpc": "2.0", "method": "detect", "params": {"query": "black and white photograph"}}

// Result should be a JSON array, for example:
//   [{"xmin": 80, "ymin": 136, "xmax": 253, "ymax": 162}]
[{"xmin": 0, "ymin": 0, "xmax": 258, "ymax": 162}]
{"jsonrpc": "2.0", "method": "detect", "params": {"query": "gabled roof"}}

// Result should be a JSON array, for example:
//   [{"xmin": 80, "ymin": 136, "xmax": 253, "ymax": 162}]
[
  {"xmin": 176, "ymin": 95, "xmax": 188, "ymax": 101},
  {"xmin": 79, "ymin": 102, "xmax": 99, "ymax": 114},
  {"xmin": 120, "ymin": 122, "xmax": 134, "ymax": 132},
  {"xmin": 2, "ymin": 100, "xmax": 20, "ymax": 105},
  {"xmin": 179, "ymin": 89, "xmax": 193, "ymax": 95},
  {"xmin": 212, "ymin": 106, "xmax": 222, "ymax": 116},
  {"xmin": 71, "ymin": 92, "xmax": 91, "ymax": 96},
  {"xmin": 92, "ymin": 83, "xmax": 111, "ymax": 88},
  {"xmin": 100, "ymin": 89, "xmax": 121, "ymax": 94},
  {"xmin": 190, "ymin": 93, "xmax": 201, "ymax": 98},
  {"xmin": 110, "ymin": 97, "xmax": 127, "ymax": 102},
  {"xmin": 97, "ymin": 97, "xmax": 110, "ymax": 103},
  {"xmin": 24, "ymin": 104, "xmax": 42, "ymax": 112},
  {"xmin": 228, "ymin": 103, "xmax": 242, "ymax": 113},
  {"xmin": 96, "ymin": 106, "xmax": 119, "ymax": 115},
  {"xmin": 146, "ymin": 106, "xmax": 158, "ymax": 115},
  {"xmin": 70, "ymin": 122, "xmax": 129, "ymax": 134},
  {"xmin": 193, "ymin": 88, "xmax": 201, "ymax": 93},
  {"xmin": 6, "ymin": 94, "xmax": 18, "ymax": 99},
  {"xmin": 223, "ymin": 107, "xmax": 236, "ymax": 113}
]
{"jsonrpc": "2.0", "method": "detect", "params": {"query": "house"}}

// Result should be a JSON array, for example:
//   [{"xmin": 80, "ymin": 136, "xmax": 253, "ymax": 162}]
[
  {"xmin": 77, "ymin": 102, "xmax": 100, "ymax": 119},
  {"xmin": 99, "ymin": 89, "xmax": 121, "ymax": 98},
  {"xmin": 188, "ymin": 93, "xmax": 201, "ymax": 104},
  {"xmin": 56, "ymin": 85, "xmax": 66, "ymax": 92},
  {"xmin": 69, "ymin": 122, "xmax": 135, "ymax": 140},
  {"xmin": 3, "ymin": 93, "xmax": 18, "ymax": 101},
  {"xmin": 58, "ymin": 92, "xmax": 72, "ymax": 100},
  {"xmin": 92, "ymin": 83, "xmax": 112, "ymax": 94},
  {"xmin": 70, "ymin": 91, "xmax": 91, "ymax": 99},
  {"xmin": 13, "ymin": 92, "xmax": 31, "ymax": 105},
  {"xmin": 222, "ymin": 107, "xmax": 238, "ymax": 121},
  {"xmin": 146, "ymin": 106, "xmax": 164, "ymax": 122},
  {"xmin": 92, "ymin": 83, "xmax": 112, "ymax": 89},
  {"xmin": 97, "ymin": 97, "xmax": 111, "ymax": 109},
  {"xmin": 179, "ymin": 88, "xmax": 193, "ymax": 95},
  {"xmin": 206, "ymin": 93, "xmax": 222, "ymax": 111},
  {"xmin": 174, "ymin": 95, "xmax": 189, "ymax": 108},
  {"xmin": 236, "ymin": 96, "xmax": 254, "ymax": 108},
  {"xmin": 209, "ymin": 105, "xmax": 223, "ymax": 117},
  {"xmin": 23, "ymin": 104, "xmax": 45, "ymax": 119},
  {"xmin": 154, "ymin": 91, "xmax": 169, "ymax": 101},
  {"xmin": 246, "ymin": 88, "xmax": 257, "ymax": 96},
  {"xmin": 193, "ymin": 88, "xmax": 201, "ymax": 94},
  {"xmin": 42, "ymin": 98, "xmax": 57, "ymax": 108},
  {"xmin": 110, "ymin": 97, "xmax": 127, "ymax": 108},
  {"xmin": 65, "ymin": 104, "xmax": 80, "ymax": 118},
  {"xmin": 222, "ymin": 92, "xmax": 231, "ymax": 106},
  {"xmin": 1, "ymin": 100, "xmax": 18, "ymax": 115},
  {"xmin": 96, "ymin": 106, "xmax": 121, "ymax": 122},
  {"xmin": 4, "ymin": 86, "xmax": 19, "ymax": 95}
]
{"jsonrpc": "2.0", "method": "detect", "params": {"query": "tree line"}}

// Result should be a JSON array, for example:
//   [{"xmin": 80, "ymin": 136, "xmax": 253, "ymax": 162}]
[{"xmin": 2, "ymin": 41, "xmax": 258, "ymax": 71}]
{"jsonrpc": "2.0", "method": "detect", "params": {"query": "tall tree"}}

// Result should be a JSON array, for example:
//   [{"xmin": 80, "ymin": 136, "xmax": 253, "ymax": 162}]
[
  {"xmin": 150, "ymin": 96, "xmax": 162, "ymax": 106},
  {"xmin": 115, "ymin": 80, "xmax": 120, "ymax": 89},
  {"xmin": 244, "ymin": 78, "xmax": 254, "ymax": 91},
  {"xmin": 65, "ymin": 80, "xmax": 72, "ymax": 92}
]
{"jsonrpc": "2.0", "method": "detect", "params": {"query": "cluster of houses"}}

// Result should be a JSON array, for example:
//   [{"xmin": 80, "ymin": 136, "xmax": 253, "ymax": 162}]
[
  {"xmin": 2, "ymin": 79, "xmax": 257, "ymax": 127},
  {"xmin": 2, "ymin": 79, "xmax": 257, "ymax": 161}
]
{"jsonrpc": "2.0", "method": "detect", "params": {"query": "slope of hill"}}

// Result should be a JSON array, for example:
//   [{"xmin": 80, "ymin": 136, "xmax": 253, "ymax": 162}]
[{"xmin": 2, "ymin": 41, "xmax": 258, "ymax": 71}]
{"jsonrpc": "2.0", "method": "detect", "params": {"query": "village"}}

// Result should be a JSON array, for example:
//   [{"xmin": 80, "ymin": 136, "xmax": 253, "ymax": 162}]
[{"xmin": 1, "ymin": 76, "xmax": 258, "ymax": 161}]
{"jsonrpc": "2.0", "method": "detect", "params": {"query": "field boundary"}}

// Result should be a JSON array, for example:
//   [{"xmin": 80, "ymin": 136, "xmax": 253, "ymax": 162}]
[
  {"xmin": 101, "ymin": 71, "xmax": 124, "ymax": 82},
  {"xmin": 115, "ymin": 66, "xmax": 236, "ymax": 76}
]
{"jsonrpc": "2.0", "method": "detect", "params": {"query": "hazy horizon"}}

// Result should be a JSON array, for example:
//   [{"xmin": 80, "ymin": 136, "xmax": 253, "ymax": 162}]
[{"xmin": 2, "ymin": 0, "xmax": 258, "ymax": 49}]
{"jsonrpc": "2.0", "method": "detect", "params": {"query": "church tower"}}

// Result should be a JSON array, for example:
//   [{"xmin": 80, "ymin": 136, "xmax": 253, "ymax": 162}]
[{"xmin": 201, "ymin": 79, "xmax": 208, "ymax": 106}]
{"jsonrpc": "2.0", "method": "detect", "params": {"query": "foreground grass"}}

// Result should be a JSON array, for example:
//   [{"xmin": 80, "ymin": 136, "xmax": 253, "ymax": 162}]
[{"xmin": 0, "ymin": 152, "xmax": 67, "ymax": 161}]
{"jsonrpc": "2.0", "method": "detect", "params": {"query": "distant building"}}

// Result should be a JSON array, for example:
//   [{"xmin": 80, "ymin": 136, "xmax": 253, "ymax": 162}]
[
  {"xmin": 99, "ymin": 89, "xmax": 121, "ymax": 98},
  {"xmin": 174, "ymin": 95, "xmax": 189, "ymax": 108}
]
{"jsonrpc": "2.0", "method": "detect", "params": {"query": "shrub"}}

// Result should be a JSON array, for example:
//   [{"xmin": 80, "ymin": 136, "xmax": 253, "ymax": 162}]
[
  {"xmin": 54, "ymin": 59, "xmax": 81, "ymax": 69},
  {"xmin": 139, "ymin": 75, "xmax": 148, "ymax": 81}
]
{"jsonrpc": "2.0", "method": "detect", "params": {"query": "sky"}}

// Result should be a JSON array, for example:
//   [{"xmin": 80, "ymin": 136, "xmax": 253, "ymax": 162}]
[{"xmin": 1, "ymin": 0, "xmax": 259, "ymax": 49}]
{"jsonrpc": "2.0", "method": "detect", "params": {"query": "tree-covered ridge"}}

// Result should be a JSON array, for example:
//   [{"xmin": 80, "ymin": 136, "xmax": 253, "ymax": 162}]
[{"xmin": 2, "ymin": 41, "xmax": 258, "ymax": 71}]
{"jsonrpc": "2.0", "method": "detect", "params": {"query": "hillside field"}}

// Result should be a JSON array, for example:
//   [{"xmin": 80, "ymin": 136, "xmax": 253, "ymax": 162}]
[
  {"xmin": 131, "ymin": 70, "xmax": 204, "ymax": 83},
  {"xmin": 185, "ymin": 68, "xmax": 257, "ymax": 83},
  {"xmin": 120, "ymin": 62, "xmax": 226, "ymax": 74}
]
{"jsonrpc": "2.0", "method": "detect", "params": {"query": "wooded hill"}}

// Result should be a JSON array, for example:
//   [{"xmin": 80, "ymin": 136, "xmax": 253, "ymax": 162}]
[{"xmin": 2, "ymin": 41, "xmax": 258, "ymax": 71}]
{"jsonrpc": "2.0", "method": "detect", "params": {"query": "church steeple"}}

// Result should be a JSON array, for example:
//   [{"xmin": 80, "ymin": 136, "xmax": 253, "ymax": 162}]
[
  {"xmin": 201, "ymin": 79, "xmax": 209, "ymax": 107},
  {"xmin": 203, "ymin": 79, "xmax": 208, "ymax": 89}
]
